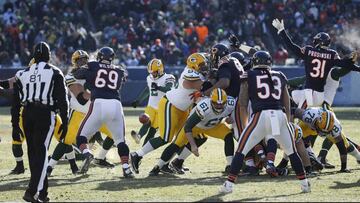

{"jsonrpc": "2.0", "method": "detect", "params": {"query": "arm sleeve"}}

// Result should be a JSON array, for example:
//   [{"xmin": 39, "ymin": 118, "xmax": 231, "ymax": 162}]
[
  {"xmin": 279, "ymin": 30, "xmax": 306, "ymax": 59},
  {"xmin": 10, "ymin": 80, "xmax": 21, "ymax": 127},
  {"xmin": 330, "ymin": 67, "xmax": 351, "ymax": 81},
  {"xmin": 0, "ymin": 80, "xmax": 10, "ymax": 89},
  {"xmin": 72, "ymin": 68, "xmax": 88, "ymax": 80},
  {"xmin": 158, "ymin": 77, "xmax": 176, "ymax": 93},
  {"xmin": 217, "ymin": 65, "xmax": 232, "ymax": 80},
  {"xmin": 52, "ymin": 70, "xmax": 69, "ymax": 123},
  {"xmin": 184, "ymin": 111, "xmax": 202, "ymax": 133}
]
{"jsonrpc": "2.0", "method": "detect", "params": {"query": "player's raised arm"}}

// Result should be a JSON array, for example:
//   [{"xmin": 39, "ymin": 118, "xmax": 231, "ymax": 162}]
[{"xmin": 272, "ymin": 19, "xmax": 305, "ymax": 59}]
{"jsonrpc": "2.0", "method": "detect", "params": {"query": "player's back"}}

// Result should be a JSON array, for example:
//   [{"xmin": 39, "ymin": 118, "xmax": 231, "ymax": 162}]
[
  {"xmin": 86, "ymin": 61, "xmax": 125, "ymax": 101},
  {"xmin": 216, "ymin": 56, "xmax": 244, "ymax": 98},
  {"xmin": 247, "ymin": 69, "xmax": 287, "ymax": 113},
  {"xmin": 303, "ymin": 46, "xmax": 339, "ymax": 92}
]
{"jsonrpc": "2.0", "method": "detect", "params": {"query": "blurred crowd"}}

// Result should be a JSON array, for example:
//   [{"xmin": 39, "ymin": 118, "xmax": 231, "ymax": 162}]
[{"xmin": 1, "ymin": 0, "xmax": 360, "ymax": 70}]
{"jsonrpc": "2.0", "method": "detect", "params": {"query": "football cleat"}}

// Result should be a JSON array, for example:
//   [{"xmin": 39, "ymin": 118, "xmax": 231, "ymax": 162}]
[
  {"xmin": 309, "ymin": 155, "xmax": 323, "ymax": 170},
  {"xmin": 277, "ymin": 167, "xmax": 289, "ymax": 176},
  {"xmin": 170, "ymin": 159, "xmax": 185, "ymax": 174},
  {"xmin": 160, "ymin": 164, "xmax": 174, "ymax": 174},
  {"xmin": 129, "ymin": 152, "xmax": 142, "ymax": 174},
  {"xmin": 242, "ymin": 166, "xmax": 259, "ymax": 176},
  {"xmin": 94, "ymin": 158, "xmax": 115, "ymax": 168},
  {"xmin": 10, "ymin": 164, "xmax": 25, "ymax": 175},
  {"xmin": 339, "ymin": 168, "xmax": 351, "ymax": 173},
  {"xmin": 266, "ymin": 163, "xmax": 278, "ymax": 177},
  {"xmin": 79, "ymin": 152, "xmax": 94, "ymax": 174},
  {"xmin": 23, "ymin": 191, "xmax": 37, "ymax": 202},
  {"xmin": 319, "ymin": 158, "xmax": 334, "ymax": 169},
  {"xmin": 46, "ymin": 166, "xmax": 53, "ymax": 177},
  {"xmin": 219, "ymin": 180, "xmax": 234, "ymax": 194},
  {"xmin": 123, "ymin": 167, "xmax": 134, "ymax": 178},
  {"xmin": 149, "ymin": 165, "xmax": 161, "ymax": 176},
  {"xmin": 306, "ymin": 170, "xmax": 318, "ymax": 177},
  {"xmin": 131, "ymin": 130, "xmax": 141, "ymax": 144},
  {"xmin": 301, "ymin": 180, "xmax": 311, "ymax": 193}
]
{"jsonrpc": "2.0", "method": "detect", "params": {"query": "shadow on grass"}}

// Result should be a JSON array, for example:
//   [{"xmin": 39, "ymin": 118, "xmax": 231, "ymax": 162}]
[{"xmin": 329, "ymin": 179, "xmax": 360, "ymax": 189}]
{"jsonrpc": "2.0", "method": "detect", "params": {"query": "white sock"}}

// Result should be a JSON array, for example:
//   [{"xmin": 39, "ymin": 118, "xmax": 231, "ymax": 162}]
[
  {"xmin": 48, "ymin": 159, "xmax": 58, "ymax": 168},
  {"xmin": 15, "ymin": 156, "xmax": 23, "ymax": 162},
  {"xmin": 177, "ymin": 147, "xmax": 192, "ymax": 160},
  {"xmin": 122, "ymin": 163, "xmax": 130, "ymax": 169},
  {"xmin": 97, "ymin": 148, "xmax": 108, "ymax": 160},
  {"xmin": 65, "ymin": 150, "xmax": 75, "ymax": 160},
  {"xmin": 245, "ymin": 158, "xmax": 255, "ymax": 167},
  {"xmin": 136, "ymin": 142, "xmax": 154, "ymax": 157},
  {"xmin": 158, "ymin": 159, "xmax": 167, "ymax": 168},
  {"xmin": 349, "ymin": 148, "xmax": 360, "ymax": 160},
  {"xmin": 283, "ymin": 153, "xmax": 289, "ymax": 161},
  {"xmin": 300, "ymin": 178, "xmax": 309, "ymax": 186},
  {"xmin": 226, "ymin": 156, "xmax": 233, "ymax": 166},
  {"xmin": 83, "ymin": 148, "xmax": 91, "ymax": 155}
]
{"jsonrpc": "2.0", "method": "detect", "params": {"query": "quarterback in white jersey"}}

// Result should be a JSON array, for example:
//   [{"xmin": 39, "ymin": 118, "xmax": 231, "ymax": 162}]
[
  {"xmin": 131, "ymin": 59, "xmax": 176, "ymax": 145},
  {"xmin": 130, "ymin": 52, "xmax": 208, "ymax": 174},
  {"xmin": 148, "ymin": 88, "xmax": 236, "ymax": 176}
]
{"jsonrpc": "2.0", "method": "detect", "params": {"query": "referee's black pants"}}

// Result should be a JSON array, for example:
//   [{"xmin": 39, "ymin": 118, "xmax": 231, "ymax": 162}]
[{"xmin": 22, "ymin": 104, "xmax": 55, "ymax": 199}]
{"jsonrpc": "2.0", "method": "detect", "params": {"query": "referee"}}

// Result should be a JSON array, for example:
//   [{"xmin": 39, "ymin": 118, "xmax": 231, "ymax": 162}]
[{"xmin": 11, "ymin": 41, "xmax": 69, "ymax": 202}]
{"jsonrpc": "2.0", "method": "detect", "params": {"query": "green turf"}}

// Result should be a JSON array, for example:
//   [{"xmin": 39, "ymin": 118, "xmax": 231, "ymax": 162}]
[{"xmin": 0, "ymin": 107, "xmax": 359, "ymax": 202}]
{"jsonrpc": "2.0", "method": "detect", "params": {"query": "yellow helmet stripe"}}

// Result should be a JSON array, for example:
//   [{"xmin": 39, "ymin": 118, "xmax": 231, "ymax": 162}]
[{"xmin": 148, "ymin": 59, "xmax": 156, "ymax": 72}]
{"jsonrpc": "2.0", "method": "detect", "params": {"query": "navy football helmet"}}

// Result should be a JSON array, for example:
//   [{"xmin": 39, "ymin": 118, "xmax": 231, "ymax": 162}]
[
  {"xmin": 97, "ymin": 47, "xmax": 115, "ymax": 63},
  {"xmin": 313, "ymin": 32, "xmax": 331, "ymax": 48},
  {"xmin": 252, "ymin": 51, "xmax": 272, "ymax": 68},
  {"xmin": 230, "ymin": 51, "xmax": 245, "ymax": 65}
]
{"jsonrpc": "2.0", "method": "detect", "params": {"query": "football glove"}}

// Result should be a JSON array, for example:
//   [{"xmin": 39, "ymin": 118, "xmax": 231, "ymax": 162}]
[
  {"xmin": 189, "ymin": 91, "xmax": 203, "ymax": 102},
  {"xmin": 151, "ymin": 82, "xmax": 159, "ymax": 90},
  {"xmin": 272, "ymin": 18, "xmax": 285, "ymax": 34},
  {"xmin": 228, "ymin": 33, "xmax": 241, "ymax": 48},
  {"xmin": 131, "ymin": 100, "xmax": 139, "ymax": 108}
]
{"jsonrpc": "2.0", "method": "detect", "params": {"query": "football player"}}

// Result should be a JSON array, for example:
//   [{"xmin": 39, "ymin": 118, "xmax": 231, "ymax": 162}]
[
  {"xmin": 130, "ymin": 59, "xmax": 176, "ymax": 145},
  {"xmin": 74, "ymin": 47, "xmax": 133, "ymax": 178},
  {"xmin": 272, "ymin": 18, "xmax": 356, "ymax": 109},
  {"xmin": 148, "ymin": 88, "xmax": 235, "ymax": 176},
  {"xmin": 294, "ymin": 107, "xmax": 360, "ymax": 172},
  {"xmin": 129, "ymin": 53, "xmax": 208, "ymax": 174},
  {"xmin": 219, "ymin": 51, "xmax": 310, "ymax": 194},
  {"xmin": 47, "ymin": 50, "xmax": 117, "ymax": 176}
]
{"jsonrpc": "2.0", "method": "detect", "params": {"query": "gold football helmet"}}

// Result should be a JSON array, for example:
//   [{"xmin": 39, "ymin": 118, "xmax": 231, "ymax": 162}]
[
  {"xmin": 186, "ymin": 52, "xmax": 208, "ymax": 74},
  {"xmin": 71, "ymin": 50, "xmax": 89, "ymax": 68},
  {"xmin": 147, "ymin": 58, "xmax": 164, "ymax": 79},
  {"xmin": 315, "ymin": 110, "xmax": 335, "ymax": 133},
  {"xmin": 210, "ymin": 88, "xmax": 227, "ymax": 114}
]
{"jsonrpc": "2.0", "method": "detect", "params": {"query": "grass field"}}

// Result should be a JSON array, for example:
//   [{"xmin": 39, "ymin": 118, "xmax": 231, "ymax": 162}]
[{"xmin": 0, "ymin": 107, "xmax": 359, "ymax": 202}]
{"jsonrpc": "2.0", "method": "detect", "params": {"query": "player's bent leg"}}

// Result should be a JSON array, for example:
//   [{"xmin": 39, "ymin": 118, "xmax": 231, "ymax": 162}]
[
  {"xmin": 142, "ymin": 127, "xmax": 156, "ymax": 146},
  {"xmin": 47, "ymin": 142, "xmax": 74, "ymax": 176}
]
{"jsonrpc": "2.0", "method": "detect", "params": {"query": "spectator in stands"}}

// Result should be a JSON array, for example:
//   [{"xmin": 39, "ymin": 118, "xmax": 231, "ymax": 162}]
[
  {"xmin": 273, "ymin": 46, "xmax": 289, "ymax": 65},
  {"xmin": 150, "ymin": 38, "xmax": 165, "ymax": 60}
]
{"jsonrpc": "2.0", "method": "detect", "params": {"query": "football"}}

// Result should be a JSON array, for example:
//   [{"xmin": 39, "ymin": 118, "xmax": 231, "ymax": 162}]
[{"xmin": 138, "ymin": 113, "xmax": 150, "ymax": 124}]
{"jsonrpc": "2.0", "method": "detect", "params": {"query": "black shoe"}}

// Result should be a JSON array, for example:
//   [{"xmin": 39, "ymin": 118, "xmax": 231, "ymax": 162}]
[
  {"xmin": 149, "ymin": 165, "xmax": 161, "ymax": 176},
  {"xmin": 10, "ymin": 164, "xmax": 25, "ymax": 175},
  {"xmin": 37, "ymin": 196, "xmax": 50, "ymax": 203},
  {"xmin": 123, "ymin": 167, "xmax": 135, "ymax": 178},
  {"xmin": 46, "ymin": 166, "xmax": 53, "ymax": 177},
  {"xmin": 224, "ymin": 165, "xmax": 231, "ymax": 174},
  {"xmin": 23, "ymin": 191, "xmax": 37, "ymax": 202},
  {"xmin": 79, "ymin": 152, "xmax": 94, "ymax": 174},
  {"xmin": 310, "ymin": 156, "xmax": 324, "ymax": 170},
  {"xmin": 160, "ymin": 164, "xmax": 174, "ymax": 174},
  {"xmin": 129, "ymin": 152, "xmax": 142, "ymax": 174},
  {"xmin": 277, "ymin": 167, "xmax": 289, "ymax": 176},
  {"xmin": 322, "ymin": 160, "xmax": 335, "ymax": 169},
  {"xmin": 94, "ymin": 158, "xmax": 115, "ymax": 168},
  {"xmin": 266, "ymin": 163, "xmax": 278, "ymax": 177},
  {"xmin": 242, "ymin": 166, "xmax": 259, "ymax": 176},
  {"xmin": 339, "ymin": 168, "xmax": 351, "ymax": 173},
  {"xmin": 170, "ymin": 159, "xmax": 185, "ymax": 175}
]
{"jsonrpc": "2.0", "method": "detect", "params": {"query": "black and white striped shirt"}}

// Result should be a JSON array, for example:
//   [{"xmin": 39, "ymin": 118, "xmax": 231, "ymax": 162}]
[{"xmin": 11, "ymin": 62, "xmax": 69, "ymax": 125}]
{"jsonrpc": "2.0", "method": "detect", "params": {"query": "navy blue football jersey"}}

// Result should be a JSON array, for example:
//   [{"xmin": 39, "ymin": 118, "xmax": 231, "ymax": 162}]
[
  {"xmin": 216, "ymin": 56, "xmax": 244, "ymax": 98},
  {"xmin": 246, "ymin": 68, "xmax": 287, "ymax": 113},
  {"xmin": 73, "ymin": 61, "xmax": 125, "ymax": 101},
  {"xmin": 280, "ymin": 30, "xmax": 352, "ymax": 92}
]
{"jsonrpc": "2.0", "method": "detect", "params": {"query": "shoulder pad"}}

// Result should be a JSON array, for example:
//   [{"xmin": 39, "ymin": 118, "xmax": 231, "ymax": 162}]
[
  {"xmin": 195, "ymin": 98, "xmax": 211, "ymax": 119},
  {"xmin": 218, "ymin": 56, "xmax": 230, "ymax": 67}
]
